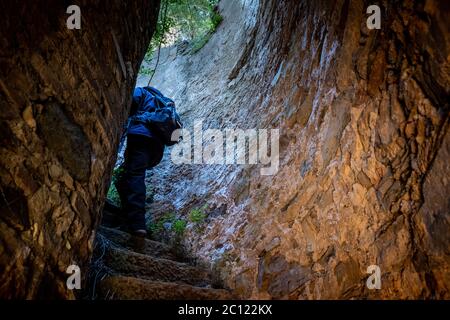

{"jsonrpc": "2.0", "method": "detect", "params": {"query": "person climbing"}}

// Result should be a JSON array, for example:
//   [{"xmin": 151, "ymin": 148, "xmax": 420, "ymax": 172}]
[{"xmin": 115, "ymin": 86, "xmax": 182, "ymax": 237}]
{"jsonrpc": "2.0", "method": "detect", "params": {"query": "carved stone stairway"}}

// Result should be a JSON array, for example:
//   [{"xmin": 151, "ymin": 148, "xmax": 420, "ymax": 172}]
[{"xmin": 90, "ymin": 224, "xmax": 234, "ymax": 300}]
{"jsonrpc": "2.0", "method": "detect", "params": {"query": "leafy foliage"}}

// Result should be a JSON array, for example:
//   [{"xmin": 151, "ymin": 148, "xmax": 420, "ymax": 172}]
[
  {"xmin": 148, "ymin": 204, "xmax": 209, "ymax": 242},
  {"xmin": 106, "ymin": 167, "xmax": 124, "ymax": 207},
  {"xmin": 172, "ymin": 219, "xmax": 188, "ymax": 236},
  {"xmin": 148, "ymin": 212, "xmax": 187, "ymax": 239},
  {"xmin": 145, "ymin": 0, "xmax": 222, "ymax": 59},
  {"xmin": 189, "ymin": 205, "xmax": 208, "ymax": 224},
  {"xmin": 148, "ymin": 212, "xmax": 176, "ymax": 235},
  {"xmin": 139, "ymin": 66, "xmax": 155, "ymax": 76}
]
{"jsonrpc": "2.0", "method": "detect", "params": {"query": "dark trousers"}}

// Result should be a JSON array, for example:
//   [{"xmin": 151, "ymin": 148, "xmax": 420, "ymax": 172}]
[{"xmin": 116, "ymin": 134, "xmax": 164, "ymax": 231}]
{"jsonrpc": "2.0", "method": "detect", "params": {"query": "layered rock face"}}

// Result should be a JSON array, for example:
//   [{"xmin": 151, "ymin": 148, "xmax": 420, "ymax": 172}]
[
  {"xmin": 146, "ymin": 0, "xmax": 449, "ymax": 299},
  {"xmin": 0, "ymin": 1, "xmax": 159, "ymax": 298}
]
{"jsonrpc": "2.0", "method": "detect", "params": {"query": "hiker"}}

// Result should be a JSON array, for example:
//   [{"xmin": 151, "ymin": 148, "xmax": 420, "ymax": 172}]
[{"xmin": 116, "ymin": 86, "xmax": 182, "ymax": 236}]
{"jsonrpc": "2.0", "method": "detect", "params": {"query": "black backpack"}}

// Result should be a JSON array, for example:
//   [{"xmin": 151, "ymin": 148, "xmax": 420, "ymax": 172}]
[{"xmin": 132, "ymin": 87, "xmax": 183, "ymax": 146}]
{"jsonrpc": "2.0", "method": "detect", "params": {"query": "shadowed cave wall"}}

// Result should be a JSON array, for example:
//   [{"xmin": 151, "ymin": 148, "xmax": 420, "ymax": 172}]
[{"xmin": 0, "ymin": 0, "xmax": 160, "ymax": 298}]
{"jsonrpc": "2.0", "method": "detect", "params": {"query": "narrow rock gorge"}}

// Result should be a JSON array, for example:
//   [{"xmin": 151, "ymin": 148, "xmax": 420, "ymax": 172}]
[
  {"xmin": 145, "ymin": 0, "xmax": 449, "ymax": 299},
  {"xmin": 1, "ymin": 0, "xmax": 449, "ymax": 300}
]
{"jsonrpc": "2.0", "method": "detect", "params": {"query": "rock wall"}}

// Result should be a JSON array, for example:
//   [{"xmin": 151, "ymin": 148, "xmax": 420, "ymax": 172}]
[
  {"xmin": 147, "ymin": 0, "xmax": 449, "ymax": 299},
  {"xmin": 0, "ymin": 0, "xmax": 160, "ymax": 298}
]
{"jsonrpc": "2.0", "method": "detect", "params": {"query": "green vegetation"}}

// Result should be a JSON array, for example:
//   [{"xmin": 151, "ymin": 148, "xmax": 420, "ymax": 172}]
[
  {"xmin": 148, "ymin": 204, "xmax": 209, "ymax": 243},
  {"xmin": 188, "ymin": 205, "xmax": 208, "ymax": 224},
  {"xmin": 139, "ymin": 66, "xmax": 155, "ymax": 76},
  {"xmin": 148, "ymin": 212, "xmax": 187, "ymax": 240},
  {"xmin": 188, "ymin": 5, "xmax": 222, "ymax": 54},
  {"xmin": 172, "ymin": 219, "xmax": 188, "ymax": 236},
  {"xmin": 106, "ymin": 167, "xmax": 124, "ymax": 207},
  {"xmin": 149, "ymin": 212, "xmax": 174, "ymax": 234},
  {"xmin": 142, "ymin": 0, "xmax": 222, "ymax": 66}
]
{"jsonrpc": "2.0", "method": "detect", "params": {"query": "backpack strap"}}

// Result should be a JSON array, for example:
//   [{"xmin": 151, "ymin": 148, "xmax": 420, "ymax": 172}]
[{"xmin": 143, "ymin": 86, "xmax": 175, "ymax": 108}]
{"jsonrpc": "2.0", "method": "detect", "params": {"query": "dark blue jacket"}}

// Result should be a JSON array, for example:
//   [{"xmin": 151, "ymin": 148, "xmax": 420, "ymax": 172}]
[{"xmin": 128, "ymin": 87, "xmax": 163, "ymax": 139}]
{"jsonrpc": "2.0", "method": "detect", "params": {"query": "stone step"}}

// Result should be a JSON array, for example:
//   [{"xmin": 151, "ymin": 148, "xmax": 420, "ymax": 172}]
[
  {"xmin": 99, "ymin": 275, "xmax": 234, "ymax": 300},
  {"xmin": 97, "ymin": 226, "xmax": 178, "ymax": 261},
  {"xmin": 104, "ymin": 245, "xmax": 212, "ymax": 287}
]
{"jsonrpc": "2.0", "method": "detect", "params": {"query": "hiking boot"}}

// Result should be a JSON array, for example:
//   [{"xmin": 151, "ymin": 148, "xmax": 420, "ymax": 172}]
[
  {"xmin": 132, "ymin": 229, "xmax": 148, "ymax": 237},
  {"xmin": 117, "ymin": 223, "xmax": 148, "ymax": 237}
]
